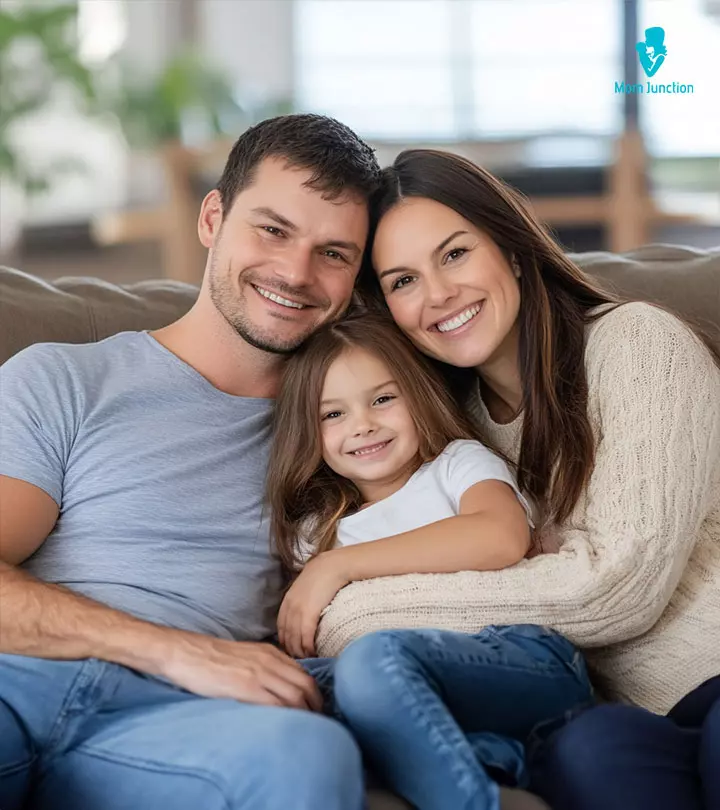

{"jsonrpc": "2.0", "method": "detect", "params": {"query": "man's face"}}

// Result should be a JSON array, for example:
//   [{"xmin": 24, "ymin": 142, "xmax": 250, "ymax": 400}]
[{"xmin": 200, "ymin": 158, "xmax": 369, "ymax": 354}]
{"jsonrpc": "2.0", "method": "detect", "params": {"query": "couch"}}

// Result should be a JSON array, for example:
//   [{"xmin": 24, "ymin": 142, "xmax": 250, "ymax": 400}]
[{"xmin": 1, "ymin": 244, "xmax": 719, "ymax": 810}]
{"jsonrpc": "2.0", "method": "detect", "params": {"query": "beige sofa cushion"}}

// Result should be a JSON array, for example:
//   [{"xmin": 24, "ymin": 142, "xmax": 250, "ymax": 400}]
[
  {"xmin": 0, "ymin": 267, "xmax": 197, "ymax": 365},
  {"xmin": 571, "ymin": 244, "xmax": 720, "ymax": 352},
  {"xmin": 2, "ymin": 245, "xmax": 718, "ymax": 366}
]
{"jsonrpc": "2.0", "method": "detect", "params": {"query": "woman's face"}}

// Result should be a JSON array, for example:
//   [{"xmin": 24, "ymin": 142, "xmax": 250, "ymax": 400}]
[{"xmin": 371, "ymin": 197, "xmax": 521, "ymax": 370}]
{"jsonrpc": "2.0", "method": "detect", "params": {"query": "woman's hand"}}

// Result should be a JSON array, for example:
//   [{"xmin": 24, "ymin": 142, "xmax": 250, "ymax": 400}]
[{"xmin": 278, "ymin": 552, "xmax": 349, "ymax": 659}]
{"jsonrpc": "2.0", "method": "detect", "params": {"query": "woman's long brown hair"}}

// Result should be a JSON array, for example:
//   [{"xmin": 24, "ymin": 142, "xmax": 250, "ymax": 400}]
[
  {"xmin": 267, "ymin": 312, "xmax": 489, "ymax": 574},
  {"xmin": 357, "ymin": 149, "xmax": 719, "ymax": 526}
]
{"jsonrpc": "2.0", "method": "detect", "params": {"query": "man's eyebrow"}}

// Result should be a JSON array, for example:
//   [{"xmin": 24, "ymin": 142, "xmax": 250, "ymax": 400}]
[
  {"xmin": 324, "ymin": 239, "xmax": 362, "ymax": 258},
  {"xmin": 250, "ymin": 207, "xmax": 297, "ymax": 231},
  {"xmin": 251, "ymin": 207, "xmax": 361, "ymax": 257},
  {"xmin": 321, "ymin": 379, "xmax": 397, "ymax": 406},
  {"xmin": 378, "ymin": 230, "xmax": 469, "ymax": 280}
]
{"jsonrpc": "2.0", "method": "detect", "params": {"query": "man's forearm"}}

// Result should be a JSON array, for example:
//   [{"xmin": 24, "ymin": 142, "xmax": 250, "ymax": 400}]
[{"xmin": 0, "ymin": 561, "xmax": 181, "ymax": 676}]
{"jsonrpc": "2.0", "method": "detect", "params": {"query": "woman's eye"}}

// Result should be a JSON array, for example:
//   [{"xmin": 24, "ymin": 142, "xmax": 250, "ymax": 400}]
[
  {"xmin": 321, "ymin": 411, "xmax": 341, "ymax": 421},
  {"xmin": 445, "ymin": 247, "xmax": 466, "ymax": 263},
  {"xmin": 373, "ymin": 394, "xmax": 395, "ymax": 406},
  {"xmin": 391, "ymin": 275, "xmax": 414, "ymax": 291}
]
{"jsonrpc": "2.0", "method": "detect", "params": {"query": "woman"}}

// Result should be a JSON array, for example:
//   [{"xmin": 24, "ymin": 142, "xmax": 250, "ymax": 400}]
[{"xmin": 315, "ymin": 149, "xmax": 720, "ymax": 810}]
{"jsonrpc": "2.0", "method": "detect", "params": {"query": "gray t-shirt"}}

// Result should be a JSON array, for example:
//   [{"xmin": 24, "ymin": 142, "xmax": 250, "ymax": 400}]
[{"xmin": 0, "ymin": 332, "xmax": 282, "ymax": 641}]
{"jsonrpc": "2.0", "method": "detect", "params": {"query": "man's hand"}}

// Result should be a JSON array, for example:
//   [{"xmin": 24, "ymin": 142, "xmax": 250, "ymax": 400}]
[
  {"xmin": 278, "ymin": 553, "xmax": 349, "ymax": 659},
  {"xmin": 161, "ymin": 633, "xmax": 323, "ymax": 711}
]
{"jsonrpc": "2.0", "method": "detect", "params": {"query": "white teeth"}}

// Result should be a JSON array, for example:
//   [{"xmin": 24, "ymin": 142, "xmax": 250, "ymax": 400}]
[
  {"xmin": 351, "ymin": 442, "xmax": 388, "ymax": 456},
  {"xmin": 255, "ymin": 286, "xmax": 306, "ymax": 309},
  {"xmin": 436, "ymin": 304, "xmax": 482, "ymax": 333}
]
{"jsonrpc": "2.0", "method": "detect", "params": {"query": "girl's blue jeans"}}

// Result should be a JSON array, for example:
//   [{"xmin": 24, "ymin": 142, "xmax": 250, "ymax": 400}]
[{"xmin": 302, "ymin": 624, "xmax": 594, "ymax": 810}]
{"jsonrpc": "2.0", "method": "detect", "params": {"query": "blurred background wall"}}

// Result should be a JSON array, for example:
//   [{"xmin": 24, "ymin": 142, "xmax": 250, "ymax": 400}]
[{"xmin": 0, "ymin": 0, "xmax": 718, "ymax": 284}]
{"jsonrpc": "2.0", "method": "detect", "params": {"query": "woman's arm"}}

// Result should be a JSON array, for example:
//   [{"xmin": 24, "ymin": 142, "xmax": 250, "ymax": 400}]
[
  {"xmin": 327, "ymin": 480, "xmax": 530, "ymax": 581},
  {"xmin": 317, "ymin": 304, "xmax": 720, "ymax": 656}
]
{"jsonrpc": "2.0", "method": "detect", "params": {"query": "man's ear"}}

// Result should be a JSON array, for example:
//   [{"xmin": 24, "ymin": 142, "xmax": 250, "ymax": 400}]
[{"xmin": 198, "ymin": 190, "xmax": 224, "ymax": 249}]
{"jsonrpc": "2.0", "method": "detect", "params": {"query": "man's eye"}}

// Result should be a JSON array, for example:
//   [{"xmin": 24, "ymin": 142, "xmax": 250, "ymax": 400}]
[
  {"xmin": 323, "ymin": 250, "xmax": 347, "ymax": 263},
  {"xmin": 321, "ymin": 411, "xmax": 341, "ymax": 421},
  {"xmin": 262, "ymin": 226, "xmax": 284, "ymax": 237},
  {"xmin": 391, "ymin": 275, "xmax": 414, "ymax": 291}
]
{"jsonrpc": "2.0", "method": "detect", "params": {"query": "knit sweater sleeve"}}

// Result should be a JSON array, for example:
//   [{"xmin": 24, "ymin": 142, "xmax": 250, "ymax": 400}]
[{"xmin": 316, "ymin": 303, "xmax": 720, "ymax": 656}]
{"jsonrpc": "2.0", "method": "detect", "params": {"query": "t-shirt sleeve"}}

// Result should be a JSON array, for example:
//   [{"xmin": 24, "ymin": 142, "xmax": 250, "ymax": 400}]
[
  {"xmin": 0, "ymin": 345, "xmax": 80, "ymax": 507},
  {"xmin": 441, "ymin": 440, "xmax": 534, "ymax": 525}
]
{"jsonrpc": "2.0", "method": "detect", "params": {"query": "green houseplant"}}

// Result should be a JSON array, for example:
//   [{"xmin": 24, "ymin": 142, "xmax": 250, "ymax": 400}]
[
  {"xmin": 0, "ymin": 2, "xmax": 95, "ymax": 253},
  {"xmin": 0, "ymin": 2, "xmax": 94, "ymax": 191}
]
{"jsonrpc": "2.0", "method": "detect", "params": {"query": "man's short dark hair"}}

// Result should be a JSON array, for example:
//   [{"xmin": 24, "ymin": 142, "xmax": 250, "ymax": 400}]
[{"xmin": 216, "ymin": 114, "xmax": 381, "ymax": 216}]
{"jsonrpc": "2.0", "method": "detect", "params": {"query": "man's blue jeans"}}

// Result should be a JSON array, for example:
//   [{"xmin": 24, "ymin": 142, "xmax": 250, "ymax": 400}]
[
  {"xmin": 0, "ymin": 652, "xmax": 364, "ymax": 810},
  {"xmin": 303, "ymin": 625, "xmax": 594, "ymax": 810}
]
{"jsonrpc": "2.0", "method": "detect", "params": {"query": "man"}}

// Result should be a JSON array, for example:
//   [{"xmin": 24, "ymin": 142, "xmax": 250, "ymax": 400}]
[{"xmin": 0, "ymin": 114, "xmax": 380, "ymax": 810}]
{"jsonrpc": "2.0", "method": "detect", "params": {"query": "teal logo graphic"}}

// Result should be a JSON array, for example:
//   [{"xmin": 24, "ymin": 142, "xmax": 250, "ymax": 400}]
[{"xmin": 635, "ymin": 27, "xmax": 667, "ymax": 77}]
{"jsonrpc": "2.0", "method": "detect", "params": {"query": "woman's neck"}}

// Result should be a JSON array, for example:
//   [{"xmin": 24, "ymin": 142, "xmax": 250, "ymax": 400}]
[{"xmin": 477, "ymin": 343, "xmax": 523, "ymax": 425}]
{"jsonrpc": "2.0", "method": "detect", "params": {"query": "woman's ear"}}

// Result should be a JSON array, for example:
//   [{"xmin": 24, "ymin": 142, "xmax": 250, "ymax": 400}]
[{"xmin": 511, "ymin": 256, "xmax": 522, "ymax": 278}]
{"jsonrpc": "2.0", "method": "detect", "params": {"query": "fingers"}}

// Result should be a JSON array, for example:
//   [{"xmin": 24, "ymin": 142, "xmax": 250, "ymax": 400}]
[
  {"xmin": 301, "ymin": 614, "xmax": 318, "ymax": 658},
  {"xmin": 260, "ymin": 644, "xmax": 323, "ymax": 712}
]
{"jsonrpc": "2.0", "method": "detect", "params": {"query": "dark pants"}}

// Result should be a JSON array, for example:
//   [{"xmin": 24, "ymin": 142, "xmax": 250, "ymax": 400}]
[{"xmin": 530, "ymin": 675, "xmax": 720, "ymax": 810}]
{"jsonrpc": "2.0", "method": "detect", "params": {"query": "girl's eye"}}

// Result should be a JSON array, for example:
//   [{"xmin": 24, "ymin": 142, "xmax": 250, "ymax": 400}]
[
  {"xmin": 321, "ymin": 411, "xmax": 341, "ymax": 421},
  {"xmin": 445, "ymin": 247, "xmax": 467, "ymax": 263},
  {"xmin": 390, "ymin": 275, "xmax": 414, "ymax": 291},
  {"xmin": 373, "ymin": 394, "xmax": 395, "ymax": 406}
]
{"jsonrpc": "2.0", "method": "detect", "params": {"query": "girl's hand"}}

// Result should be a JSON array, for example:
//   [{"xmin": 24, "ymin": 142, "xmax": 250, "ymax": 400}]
[{"xmin": 278, "ymin": 553, "xmax": 349, "ymax": 659}]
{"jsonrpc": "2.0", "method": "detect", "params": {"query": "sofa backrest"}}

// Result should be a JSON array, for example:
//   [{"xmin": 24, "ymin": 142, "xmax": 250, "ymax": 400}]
[{"xmin": 1, "ymin": 244, "xmax": 718, "ymax": 365}]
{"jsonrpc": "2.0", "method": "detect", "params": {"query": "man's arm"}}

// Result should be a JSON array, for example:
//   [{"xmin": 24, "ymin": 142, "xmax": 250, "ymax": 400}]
[{"xmin": 0, "ymin": 475, "xmax": 321, "ymax": 710}]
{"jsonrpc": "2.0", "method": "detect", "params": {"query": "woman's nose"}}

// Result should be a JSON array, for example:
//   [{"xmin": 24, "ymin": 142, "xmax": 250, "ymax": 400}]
[{"xmin": 424, "ymin": 273, "xmax": 458, "ymax": 306}]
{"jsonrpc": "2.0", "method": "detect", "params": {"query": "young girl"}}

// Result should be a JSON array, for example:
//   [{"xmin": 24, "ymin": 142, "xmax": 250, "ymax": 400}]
[{"xmin": 267, "ymin": 313, "xmax": 593, "ymax": 810}]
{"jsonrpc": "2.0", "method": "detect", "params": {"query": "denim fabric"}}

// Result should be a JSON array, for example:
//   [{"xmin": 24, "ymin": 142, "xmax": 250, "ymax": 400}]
[
  {"xmin": 0, "ymin": 653, "xmax": 364, "ymax": 810},
  {"xmin": 530, "ymin": 675, "xmax": 720, "ymax": 810},
  {"xmin": 302, "ymin": 625, "xmax": 593, "ymax": 810}
]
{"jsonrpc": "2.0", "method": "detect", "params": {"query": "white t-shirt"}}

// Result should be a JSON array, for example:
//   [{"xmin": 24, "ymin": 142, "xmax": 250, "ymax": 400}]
[{"xmin": 334, "ymin": 439, "xmax": 533, "ymax": 549}]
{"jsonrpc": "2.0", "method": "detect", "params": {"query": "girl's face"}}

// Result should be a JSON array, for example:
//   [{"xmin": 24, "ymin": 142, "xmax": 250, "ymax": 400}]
[
  {"xmin": 319, "ymin": 347, "xmax": 420, "ymax": 500},
  {"xmin": 372, "ymin": 197, "xmax": 521, "ymax": 371}
]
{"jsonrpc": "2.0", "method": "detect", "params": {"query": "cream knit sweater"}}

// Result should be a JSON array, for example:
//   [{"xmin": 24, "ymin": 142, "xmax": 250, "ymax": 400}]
[{"xmin": 316, "ymin": 303, "xmax": 720, "ymax": 715}]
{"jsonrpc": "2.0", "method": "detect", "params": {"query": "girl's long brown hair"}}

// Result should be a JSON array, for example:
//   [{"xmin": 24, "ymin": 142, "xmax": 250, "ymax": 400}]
[
  {"xmin": 267, "ymin": 312, "xmax": 490, "ymax": 574},
  {"xmin": 358, "ymin": 149, "xmax": 718, "ymax": 526}
]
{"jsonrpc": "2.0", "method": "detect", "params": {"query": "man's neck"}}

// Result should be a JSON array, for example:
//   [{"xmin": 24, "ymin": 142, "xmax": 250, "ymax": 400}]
[{"xmin": 151, "ymin": 296, "xmax": 286, "ymax": 399}]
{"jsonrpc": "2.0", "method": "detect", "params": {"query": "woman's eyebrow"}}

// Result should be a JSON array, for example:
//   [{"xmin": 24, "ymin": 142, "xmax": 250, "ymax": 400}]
[{"xmin": 377, "ymin": 230, "xmax": 468, "ymax": 279}]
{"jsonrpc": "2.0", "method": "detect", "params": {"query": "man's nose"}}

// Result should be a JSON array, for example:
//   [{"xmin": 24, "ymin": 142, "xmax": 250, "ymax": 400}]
[{"xmin": 273, "ymin": 244, "xmax": 316, "ymax": 287}]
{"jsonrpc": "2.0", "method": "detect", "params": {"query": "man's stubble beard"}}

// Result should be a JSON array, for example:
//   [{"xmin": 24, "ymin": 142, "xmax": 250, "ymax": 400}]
[{"xmin": 208, "ymin": 253, "xmax": 322, "ymax": 355}]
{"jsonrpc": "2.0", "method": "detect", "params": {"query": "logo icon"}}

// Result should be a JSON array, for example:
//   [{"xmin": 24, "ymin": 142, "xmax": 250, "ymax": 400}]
[{"xmin": 635, "ymin": 27, "xmax": 667, "ymax": 77}]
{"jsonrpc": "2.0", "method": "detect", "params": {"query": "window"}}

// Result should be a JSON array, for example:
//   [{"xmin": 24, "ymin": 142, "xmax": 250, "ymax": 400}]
[
  {"xmin": 295, "ymin": 0, "xmax": 719, "ymax": 156},
  {"xmin": 295, "ymin": 0, "xmax": 622, "ymax": 141}
]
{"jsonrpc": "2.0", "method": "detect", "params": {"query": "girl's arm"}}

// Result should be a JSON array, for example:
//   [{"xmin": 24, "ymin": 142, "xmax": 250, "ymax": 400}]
[
  {"xmin": 325, "ymin": 480, "xmax": 531, "ymax": 582},
  {"xmin": 317, "ymin": 304, "xmax": 720, "ymax": 653}
]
